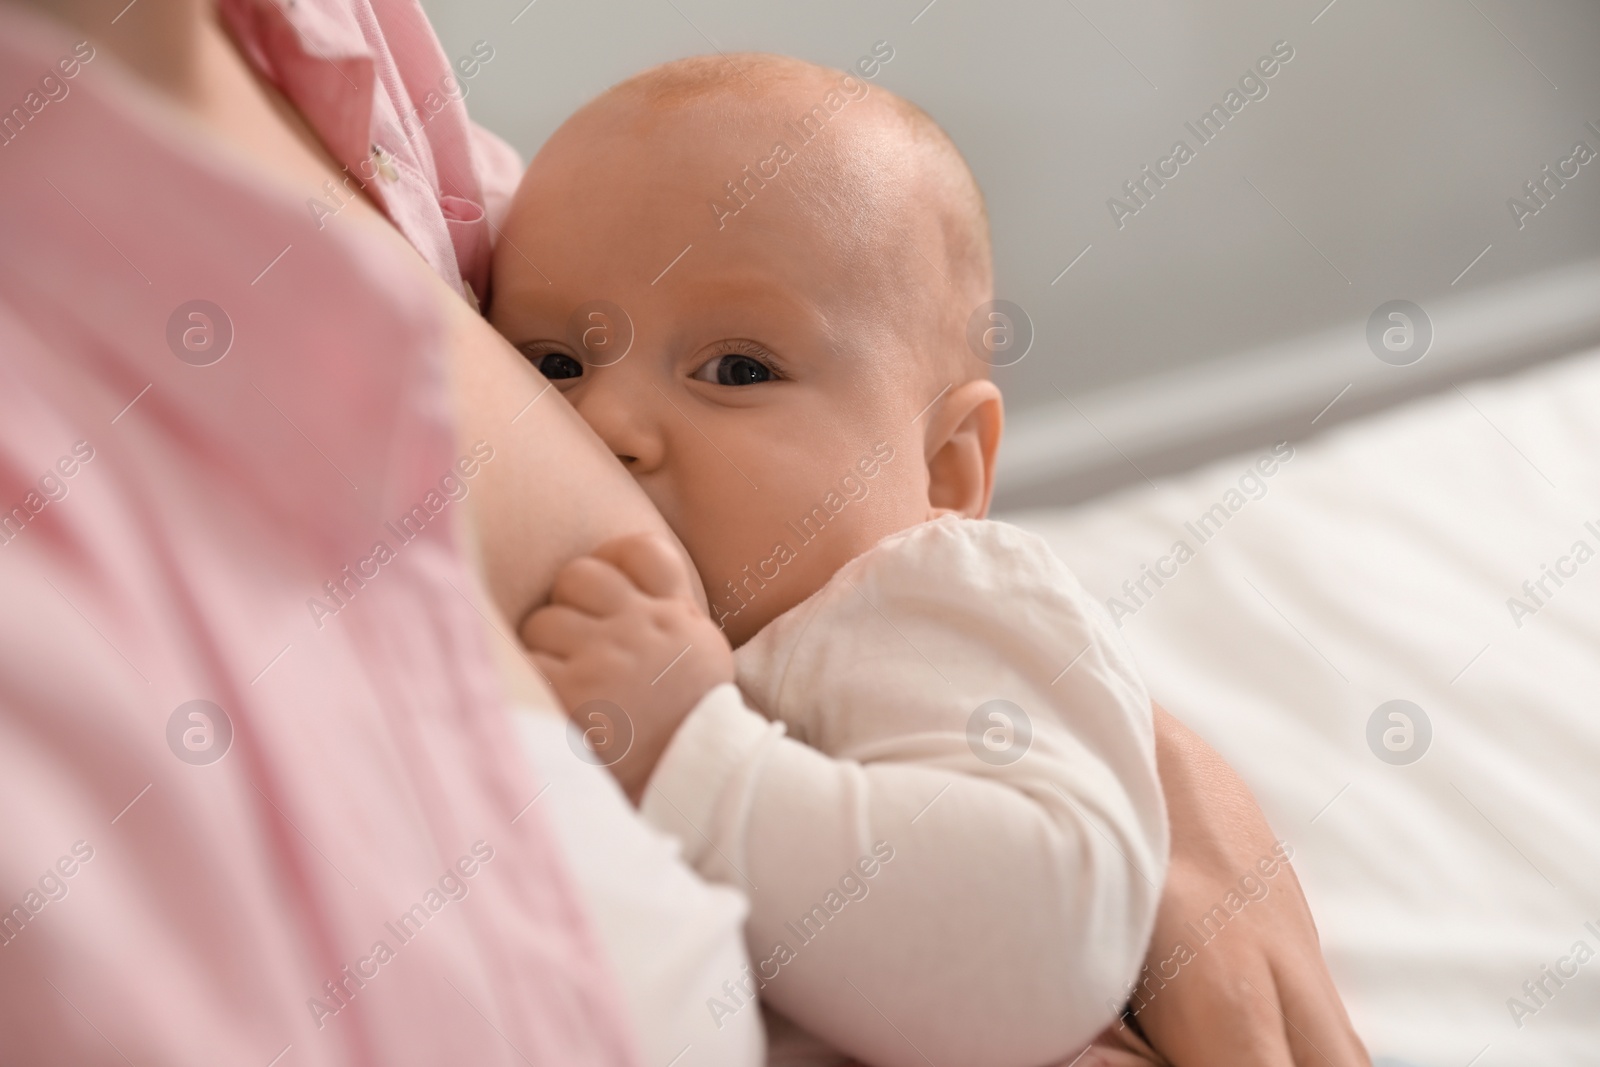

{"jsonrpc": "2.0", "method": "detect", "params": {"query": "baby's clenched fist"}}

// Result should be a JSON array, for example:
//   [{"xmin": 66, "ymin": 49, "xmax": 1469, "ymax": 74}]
[{"xmin": 521, "ymin": 532, "xmax": 733, "ymax": 803}]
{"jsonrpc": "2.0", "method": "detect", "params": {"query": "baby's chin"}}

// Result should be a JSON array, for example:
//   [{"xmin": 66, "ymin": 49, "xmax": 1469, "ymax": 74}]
[
  {"xmin": 706, "ymin": 569, "xmax": 813, "ymax": 649},
  {"xmin": 697, "ymin": 547, "xmax": 834, "ymax": 648},
  {"xmin": 696, "ymin": 516, "xmax": 922, "ymax": 646}
]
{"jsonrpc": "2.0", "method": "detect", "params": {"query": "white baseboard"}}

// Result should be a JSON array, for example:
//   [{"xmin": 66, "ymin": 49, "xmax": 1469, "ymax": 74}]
[{"xmin": 994, "ymin": 258, "xmax": 1600, "ymax": 510}]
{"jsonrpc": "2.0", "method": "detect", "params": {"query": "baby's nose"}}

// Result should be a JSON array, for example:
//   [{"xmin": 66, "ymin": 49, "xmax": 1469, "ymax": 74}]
[{"xmin": 571, "ymin": 379, "xmax": 665, "ymax": 474}]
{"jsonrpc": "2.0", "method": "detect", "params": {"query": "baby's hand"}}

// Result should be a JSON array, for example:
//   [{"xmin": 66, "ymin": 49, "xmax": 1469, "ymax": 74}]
[{"xmin": 522, "ymin": 533, "xmax": 733, "ymax": 803}]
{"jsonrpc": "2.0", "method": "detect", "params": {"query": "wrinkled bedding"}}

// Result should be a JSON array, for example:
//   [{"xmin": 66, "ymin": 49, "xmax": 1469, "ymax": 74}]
[{"xmin": 1006, "ymin": 346, "xmax": 1600, "ymax": 1065}]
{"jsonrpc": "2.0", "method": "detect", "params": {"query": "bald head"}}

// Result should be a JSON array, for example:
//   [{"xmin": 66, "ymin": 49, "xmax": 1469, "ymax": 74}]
[
  {"xmin": 491, "ymin": 55, "xmax": 1007, "ymax": 634},
  {"xmin": 542, "ymin": 52, "xmax": 995, "ymax": 383}
]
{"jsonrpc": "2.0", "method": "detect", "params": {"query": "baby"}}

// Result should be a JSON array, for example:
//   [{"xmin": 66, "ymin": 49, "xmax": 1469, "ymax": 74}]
[{"xmin": 491, "ymin": 54, "xmax": 1167, "ymax": 1067}]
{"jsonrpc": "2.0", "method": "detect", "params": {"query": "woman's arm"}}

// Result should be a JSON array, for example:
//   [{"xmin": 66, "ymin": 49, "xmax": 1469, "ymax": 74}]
[{"xmin": 1134, "ymin": 704, "xmax": 1370, "ymax": 1067}]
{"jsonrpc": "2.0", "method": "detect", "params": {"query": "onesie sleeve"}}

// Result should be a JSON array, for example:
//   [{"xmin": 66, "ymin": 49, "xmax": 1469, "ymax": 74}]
[{"xmin": 642, "ymin": 517, "xmax": 1169, "ymax": 1067}]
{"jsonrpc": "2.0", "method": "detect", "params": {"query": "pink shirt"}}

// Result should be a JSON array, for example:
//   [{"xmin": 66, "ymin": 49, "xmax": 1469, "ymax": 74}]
[
  {"xmin": 0, "ymin": 4, "xmax": 636, "ymax": 1065},
  {"xmin": 217, "ymin": 0, "xmax": 525, "ymax": 304}
]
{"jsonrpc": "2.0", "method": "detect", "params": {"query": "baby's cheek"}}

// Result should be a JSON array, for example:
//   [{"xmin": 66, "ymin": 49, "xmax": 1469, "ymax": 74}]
[{"xmin": 684, "ymin": 431, "xmax": 928, "ymax": 642}]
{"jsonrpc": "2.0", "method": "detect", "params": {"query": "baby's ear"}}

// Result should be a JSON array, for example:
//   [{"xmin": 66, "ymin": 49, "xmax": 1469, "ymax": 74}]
[{"xmin": 923, "ymin": 378, "xmax": 1004, "ymax": 519}]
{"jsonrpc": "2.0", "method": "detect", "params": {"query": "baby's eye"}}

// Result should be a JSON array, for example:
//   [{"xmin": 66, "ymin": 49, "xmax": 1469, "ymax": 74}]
[
  {"xmin": 520, "ymin": 345, "xmax": 584, "ymax": 381},
  {"xmin": 692, "ymin": 352, "xmax": 777, "ymax": 386}
]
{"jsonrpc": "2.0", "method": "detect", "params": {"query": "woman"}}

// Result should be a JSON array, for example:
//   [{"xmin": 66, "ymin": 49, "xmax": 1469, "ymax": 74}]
[{"xmin": 0, "ymin": 1, "xmax": 1366, "ymax": 1064}]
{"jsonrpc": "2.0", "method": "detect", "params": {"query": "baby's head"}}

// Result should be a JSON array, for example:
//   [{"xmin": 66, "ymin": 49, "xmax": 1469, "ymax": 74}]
[{"xmin": 490, "ymin": 53, "xmax": 1002, "ymax": 645}]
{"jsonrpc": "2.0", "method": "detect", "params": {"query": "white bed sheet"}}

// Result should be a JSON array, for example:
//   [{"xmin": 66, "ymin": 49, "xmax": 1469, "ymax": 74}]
[{"xmin": 1005, "ymin": 347, "xmax": 1600, "ymax": 1066}]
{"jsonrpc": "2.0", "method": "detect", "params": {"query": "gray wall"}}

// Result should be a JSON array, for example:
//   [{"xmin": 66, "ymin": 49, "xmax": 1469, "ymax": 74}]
[{"xmin": 424, "ymin": 0, "xmax": 1600, "ymax": 454}]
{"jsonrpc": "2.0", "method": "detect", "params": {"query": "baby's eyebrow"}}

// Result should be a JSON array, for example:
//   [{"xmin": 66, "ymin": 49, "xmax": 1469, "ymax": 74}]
[{"xmin": 678, "ymin": 276, "xmax": 838, "ymax": 333}]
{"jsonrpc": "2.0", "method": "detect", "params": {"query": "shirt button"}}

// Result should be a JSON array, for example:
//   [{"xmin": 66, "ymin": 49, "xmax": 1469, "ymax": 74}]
[{"xmin": 370, "ymin": 144, "xmax": 399, "ymax": 182}]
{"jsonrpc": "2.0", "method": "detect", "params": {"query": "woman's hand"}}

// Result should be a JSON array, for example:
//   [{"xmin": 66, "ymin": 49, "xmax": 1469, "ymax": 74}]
[{"xmin": 1130, "ymin": 705, "xmax": 1370, "ymax": 1067}]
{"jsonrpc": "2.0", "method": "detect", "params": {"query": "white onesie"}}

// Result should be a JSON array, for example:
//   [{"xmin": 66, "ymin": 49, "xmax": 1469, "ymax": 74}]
[{"xmin": 642, "ymin": 516, "xmax": 1170, "ymax": 1067}]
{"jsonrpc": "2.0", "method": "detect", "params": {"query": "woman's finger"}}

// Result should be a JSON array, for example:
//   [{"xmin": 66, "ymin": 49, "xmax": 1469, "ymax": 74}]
[
  {"xmin": 1073, "ymin": 1020, "xmax": 1172, "ymax": 1065},
  {"xmin": 1274, "ymin": 958, "xmax": 1371, "ymax": 1067},
  {"xmin": 1140, "ymin": 962, "xmax": 1297, "ymax": 1067}
]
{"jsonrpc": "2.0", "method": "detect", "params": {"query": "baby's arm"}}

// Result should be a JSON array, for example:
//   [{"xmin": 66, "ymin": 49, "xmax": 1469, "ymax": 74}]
[
  {"xmin": 650, "ymin": 682, "xmax": 1164, "ymax": 1067},
  {"xmin": 528, "ymin": 521, "xmax": 1167, "ymax": 1067},
  {"xmin": 656, "ymin": 520, "xmax": 1165, "ymax": 1067}
]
